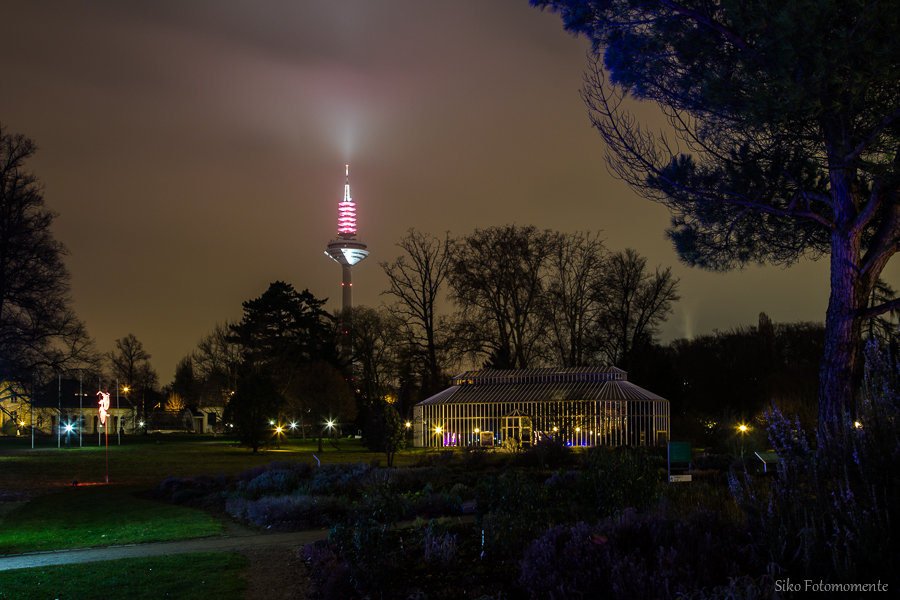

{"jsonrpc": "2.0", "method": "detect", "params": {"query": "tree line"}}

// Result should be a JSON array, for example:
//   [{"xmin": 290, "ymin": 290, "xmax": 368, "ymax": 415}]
[{"xmin": 160, "ymin": 225, "xmax": 680, "ymax": 454}]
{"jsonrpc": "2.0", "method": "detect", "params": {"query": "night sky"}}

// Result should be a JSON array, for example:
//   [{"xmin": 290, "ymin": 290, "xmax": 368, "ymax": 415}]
[{"xmin": 3, "ymin": 1, "xmax": 888, "ymax": 383}]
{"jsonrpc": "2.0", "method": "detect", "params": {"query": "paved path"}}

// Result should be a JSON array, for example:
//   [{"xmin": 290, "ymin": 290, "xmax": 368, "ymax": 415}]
[
  {"xmin": 0, "ymin": 515, "xmax": 476, "ymax": 572},
  {"xmin": 0, "ymin": 530, "xmax": 330, "ymax": 571}
]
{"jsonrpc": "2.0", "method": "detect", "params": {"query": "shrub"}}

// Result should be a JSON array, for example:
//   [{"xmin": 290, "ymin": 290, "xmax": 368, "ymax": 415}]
[
  {"xmin": 304, "ymin": 539, "xmax": 356, "ymax": 598},
  {"xmin": 407, "ymin": 491, "xmax": 462, "ymax": 518},
  {"xmin": 422, "ymin": 527, "xmax": 458, "ymax": 568},
  {"xmin": 357, "ymin": 485, "xmax": 408, "ymax": 524},
  {"xmin": 304, "ymin": 461, "xmax": 373, "ymax": 495},
  {"xmin": 224, "ymin": 496, "xmax": 251, "ymax": 520},
  {"xmin": 234, "ymin": 494, "xmax": 352, "ymax": 529},
  {"xmin": 328, "ymin": 517, "xmax": 394, "ymax": 591},
  {"xmin": 691, "ymin": 453, "xmax": 735, "ymax": 472},
  {"xmin": 476, "ymin": 470, "xmax": 549, "ymax": 556},
  {"xmin": 237, "ymin": 469, "xmax": 303, "ymax": 498},
  {"xmin": 519, "ymin": 512, "xmax": 769, "ymax": 600},
  {"xmin": 526, "ymin": 435, "xmax": 571, "ymax": 470},
  {"xmin": 578, "ymin": 448, "xmax": 660, "ymax": 518},
  {"xmin": 730, "ymin": 339, "xmax": 900, "ymax": 586}
]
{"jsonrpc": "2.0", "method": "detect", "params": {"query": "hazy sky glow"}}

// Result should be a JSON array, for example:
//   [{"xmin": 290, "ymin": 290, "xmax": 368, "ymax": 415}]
[{"xmin": 4, "ymin": 1, "xmax": 892, "ymax": 383}]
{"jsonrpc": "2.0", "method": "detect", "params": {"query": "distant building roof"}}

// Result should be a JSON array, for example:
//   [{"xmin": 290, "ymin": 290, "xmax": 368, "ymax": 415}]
[
  {"xmin": 28, "ymin": 379, "xmax": 135, "ymax": 410},
  {"xmin": 415, "ymin": 367, "xmax": 667, "ymax": 406}
]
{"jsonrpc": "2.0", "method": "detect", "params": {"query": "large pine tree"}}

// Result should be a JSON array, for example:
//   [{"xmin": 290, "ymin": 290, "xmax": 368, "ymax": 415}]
[{"xmin": 534, "ymin": 0, "xmax": 900, "ymax": 448}]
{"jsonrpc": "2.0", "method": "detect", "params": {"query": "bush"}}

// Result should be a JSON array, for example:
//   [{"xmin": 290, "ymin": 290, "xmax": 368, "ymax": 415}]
[
  {"xmin": 578, "ymin": 448, "xmax": 660, "ymax": 518},
  {"xmin": 476, "ymin": 470, "xmax": 549, "ymax": 556},
  {"xmin": 407, "ymin": 491, "xmax": 462, "ymax": 519},
  {"xmin": 303, "ymin": 461, "xmax": 373, "ymax": 495},
  {"xmin": 304, "ymin": 539, "xmax": 356, "ymax": 599},
  {"xmin": 236, "ymin": 469, "xmax": 303, "ymax": 498},
  {"xmin": 732, "ymin": 338, "xmax": 900, "ymax": 586},
  {"xmin": 224, "ymin": 496, "xmax": 251, "ymax": 520},
  {"xmin": 519, "ymin": 512, "xmax": 769, "ymax": 600},
  {"xmin": 227, "ymin": 494, "xmax": 352, "ymax": 529},
  {"xmin": 691, "ymin": 453, "xmax": 735, "ymax": 472},
  {"xmin": 422, "ymin": 527, "xmax": 458, "ymax": 568},
  {"xmin": 526, "ymin": 435, "xmax": 571, "ymax": 469}
]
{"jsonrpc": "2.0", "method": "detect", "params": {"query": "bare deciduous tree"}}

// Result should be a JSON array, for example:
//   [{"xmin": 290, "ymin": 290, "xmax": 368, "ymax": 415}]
[
  {"xmin": 380, "ymin": 229, "xmax": 454, "ymax": 398},
  {"xmin": 449, "ymin": 225, "xmax": 557, "ymax": 369},
  {"xmin": 0, "ymin": 125, "xmax": 97, "ymax": 387},
  {"xmin": 595, "ymin": 249, "xmax": 680, "ymax": 371},
  {"xmin": 546, "ymin": 231, "xmax": 607, "ymax": 367}
]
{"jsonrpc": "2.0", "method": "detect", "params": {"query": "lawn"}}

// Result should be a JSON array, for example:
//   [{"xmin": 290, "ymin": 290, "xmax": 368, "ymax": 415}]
[
  {"xmin": 0, "ymin": 552, "xmax": 249, "ymax": 600},
  {"xmin": 0, "ymin": 434, "xmax": 442, "ymax": 555},
  {"xmin": 0, "ymin": 434, "xmax": 432, "ymax": 490},
  {"xmin": 0, "ymin": 484, "xmax": 223, "ymax": 555}
]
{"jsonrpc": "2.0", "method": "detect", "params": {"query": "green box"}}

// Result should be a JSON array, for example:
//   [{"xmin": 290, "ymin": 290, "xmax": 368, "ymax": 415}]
[{"xmin": 668, "ymin": 442, "xmax": 691, "ymax": 464}]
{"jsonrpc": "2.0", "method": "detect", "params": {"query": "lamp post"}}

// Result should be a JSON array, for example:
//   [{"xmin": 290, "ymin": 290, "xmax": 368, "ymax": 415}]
[
  {"xmin": 98, "ymin": 391, "xmax": 110, "ymax": 483},
  {"xmin": 64, "ymin": 423, "xmax": 73, "ymax": 449},
  {"xmin": 738, "ymin": 424, "xmax": 748, "ymax": 459}
]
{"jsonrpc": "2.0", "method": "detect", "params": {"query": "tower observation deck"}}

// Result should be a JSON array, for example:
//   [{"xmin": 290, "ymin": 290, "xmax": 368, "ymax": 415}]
[{"xmin": 325, "ymin": 165, "xmax": 369, "ymax": 311}]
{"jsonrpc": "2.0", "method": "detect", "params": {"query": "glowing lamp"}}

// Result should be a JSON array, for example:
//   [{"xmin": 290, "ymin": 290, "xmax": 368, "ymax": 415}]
[
  {"xmin": 435, "ymin": 426, "xmax": 442, "ymax": 434},
  {"xmin": 405, "ymin": 421, "xmax": 411, "ymax": 428},
  {"xmin": 738, "ymin": 424, "xmax": 748, "ymax": 433}
]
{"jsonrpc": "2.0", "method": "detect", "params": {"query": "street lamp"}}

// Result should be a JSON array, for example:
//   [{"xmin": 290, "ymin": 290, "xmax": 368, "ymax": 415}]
[
  {"xmin": 737, "ymin": 424, "xmax": 748, "ymax": 458},
  {"xmin": 64, "ymin": 423, "xmax": 73, "ymax": 449}
]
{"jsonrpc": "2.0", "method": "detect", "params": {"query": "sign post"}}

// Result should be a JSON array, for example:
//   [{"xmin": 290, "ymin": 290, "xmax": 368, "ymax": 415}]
[{"xmin": 668, "ymin": 442, "xmax": 692, "ymax": 483}]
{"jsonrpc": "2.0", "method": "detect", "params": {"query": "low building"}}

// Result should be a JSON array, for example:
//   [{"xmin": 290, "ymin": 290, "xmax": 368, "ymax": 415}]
[
  {"xmin": 1, "ymin": 379, "xmax": 135, "ymax": 437},
  {"xmin": 412, "ymin": 367, "xmax": 669, "ymax": 448},
  {"xmin": 1, "ymin": 379, "xmax": 224, "ymax": 436}
]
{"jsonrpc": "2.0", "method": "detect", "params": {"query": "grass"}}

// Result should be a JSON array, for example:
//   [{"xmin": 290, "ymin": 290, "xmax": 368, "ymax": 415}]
[
  {"xmin": 0, "ymin": 434, "xmax": 452, "ymax": 555},
  {"xmin": 0, "ymin": 552, "xmax": 249, "ymax": 600},
  {"xmin": 0, "ymin": 484, "xmax": 223, "ymax": 555},
  {"xmin": 0, "ymin": 435, "xmax": 435, "ymax": 490}
]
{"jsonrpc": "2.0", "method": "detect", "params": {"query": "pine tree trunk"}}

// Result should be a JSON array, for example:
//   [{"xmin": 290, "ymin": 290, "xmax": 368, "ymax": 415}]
[{"xmin": 818, "ymin": 227, "xmax": 865, "ymax": 452}]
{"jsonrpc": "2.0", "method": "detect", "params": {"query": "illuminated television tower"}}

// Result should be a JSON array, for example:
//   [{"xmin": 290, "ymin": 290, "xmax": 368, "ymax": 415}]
[{"xmin": 325, "ymin": 165, "xmax": 369, "ymax": 311}]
